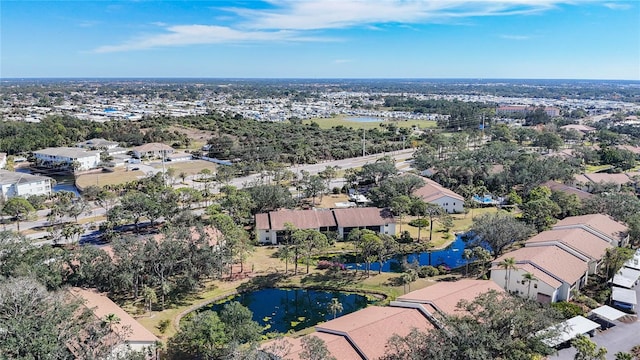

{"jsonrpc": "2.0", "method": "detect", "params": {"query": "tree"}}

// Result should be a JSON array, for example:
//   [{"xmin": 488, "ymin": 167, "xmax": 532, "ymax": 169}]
[
  {"xmin": 498, "ymin": 257, "xmax": 517, "ymax": 292},
  {"xmin": 522, "ymin": 272, "xmax": 538, "ymax": 299},
  {"xmin": 521, "ymin": 186, "xmax": 561, "ymax": 232},
  {"xmin": 167, "ymin": 312, "xmax": 228, "ymax": 360},
  {"xmin": 293, "ymin": 229, "xmax": 329, "ymax": 274},
  {"xmin": 359, "ymin": 231, "xmax": 383, "ymax": 276},
  {"xmin": 219, "ymin": 301, "xmax": 263, "ymax": 346},
  {"xmin": 469, "ymin": 213, "xmax": 534, "ymax": 258},
  {"xmin": 572, "ymin": 334, "xmax": 607, "ymax": 360},
  {"xmin": 2, "ymin": 197, "xmax": 35, "ymax": 231},
  {"xmin": 375, "ymin": 234, "xmax": 399, "ymax": 274},
  {"xmin": 0, "ymin": 277, "xmax": 123, "ymax": 359},
  {"xmin": 299, "ymin": 335, "xmax": 337, "ymax": 360},
  {"xmin": 390, "ymin": 195, "xmax": 412, "ymax": 232},
  {"xmin": 534, "ymin": 131, "xmax": 564, "ymax": 153},
  {"xmin": 601, "ymin": 247, "xmax": 635, "ymax": 280},
  {"xmin": 382, "ymin": 291, "xmax": 563, "ymax": 360},
  {"xmin": 328, "ymin": 298, "xmax": 344, "ymax": 319},
  {"xmin": 614, "ymin": 352, "xmax": 634, "ymax": 360},
  {"xmin": 142, "ymin": 285, "xmax": 157, "ymax": 316},
  {"xmin": 401, "ymin": 269, "xmax": 418, "ymax": 294}
]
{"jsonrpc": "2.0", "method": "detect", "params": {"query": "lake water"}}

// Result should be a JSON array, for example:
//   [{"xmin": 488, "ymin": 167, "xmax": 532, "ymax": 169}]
[
  {"xmin": 346, "ymin": 234, "xmax": 472, "ymax": 272},
  {"xmin": 16, "ymin": 167, "xmax": 80, "ymax": 196},
  {"xmin": 203, "ymin": 288, "xmax": 374, "ymax": 333},
  {"xmin": 345, "ymin": 116, "xmax": 383, "ymax": 123}
]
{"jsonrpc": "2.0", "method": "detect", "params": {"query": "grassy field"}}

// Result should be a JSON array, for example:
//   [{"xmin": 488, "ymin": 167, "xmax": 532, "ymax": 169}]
[
  {"xmin": 76, "ymin": 168, "xmax": 145, "ymax": 189},
  {"xmin": 132, "ymin": 244, "xmax": 449, "ymax": 340},
  {"xmin": 585, "ymin": 164, "xmax": 613, "ymax": 173},
  {"xmin": 152, "ymin": 160, "xmax": 218, "ymax": 177},
  {"xmin": 304, "ymin": 115, "xmax": 437, "ymax": 130}
]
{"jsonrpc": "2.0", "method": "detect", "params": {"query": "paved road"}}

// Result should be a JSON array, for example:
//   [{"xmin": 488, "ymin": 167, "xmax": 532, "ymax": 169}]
[
  {"xmin": 551, "ymin": 285, "xmax": 640, "ymax": 359},
  {"xmin": 8, "ymin": 149, "xmax": 417, "ymax": 242}
]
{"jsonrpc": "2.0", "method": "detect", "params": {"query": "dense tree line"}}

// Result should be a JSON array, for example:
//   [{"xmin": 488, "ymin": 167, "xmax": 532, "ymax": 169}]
[{"xmin": 383, "ymin": 97, "xmax": 494, "ymax": 129}]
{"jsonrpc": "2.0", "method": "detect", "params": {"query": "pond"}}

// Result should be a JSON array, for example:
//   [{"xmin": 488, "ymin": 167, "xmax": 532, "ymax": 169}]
[
  {"xmin": 202, "ymin": 288, "xmax": 375, "ymax": 333},
  {"xmin": 16, "ymin": 167, "xmax": 80, "ymax": 196},
  {"xmin": 345, "ymin": 116, "xmax": 383, "ymax": 123},
  {"xmin": 346, "ymin": 234, "xmax": 473, "ymax": 272}
]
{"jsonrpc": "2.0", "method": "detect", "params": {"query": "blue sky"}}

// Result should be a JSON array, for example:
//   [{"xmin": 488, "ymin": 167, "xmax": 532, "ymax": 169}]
[{"xmin": 2, "ymin": 1, "xmax": 639, "ymax": 79}]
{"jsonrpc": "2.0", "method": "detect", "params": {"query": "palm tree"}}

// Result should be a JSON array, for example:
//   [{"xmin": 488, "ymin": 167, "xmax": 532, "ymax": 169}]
[
  {"xmin": 142, "ymin": 286, "xmax": 157, "ymax": 316},
  {"xmin": 102, "ymin": 313, "xmax": 121, "ymax": 328},
  {"xmin": 498, "ymin": 257, "xmax": 517, "ymax": 292},
  {"xmin": 522, "ymin": 272, "xmax": 538, "ymax": 299},
  {"xmin": 328, "ymin": 298, "xmax": 344, "ymax": 319}
]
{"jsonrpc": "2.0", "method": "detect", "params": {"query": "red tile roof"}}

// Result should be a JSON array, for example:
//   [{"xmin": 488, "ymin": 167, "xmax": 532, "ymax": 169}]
[
  {"xmin": 316, "ymin": 306, "xmax": 433, "ymax": 360},
  {"xmin": 269, "ymin": 332, "xmax": 364, "ymax": 360},
  {"xmin": 332, "ymin": 207, "xmax": 394, "ymax": 228},
  {"xmin": 553, "ymin": 214, "xmax": 628, "ymax": 244},
  {"xmin": 542, "ymin": 180, "xmax": 593, "ymax": 200},
  {"xmin": 494, "ymin": 246, "xmax": 587, "ymax": 285},
  {"xmin": 413, "ymin": 178, "xmax": 464, "ymax": 203},
  {"xmin": 526, "ymin": 228, "xmax": 612, "ymax": 261},
  {"xmin": 397, "ymin": 279, "xmax": 504, "ymax": 315},
  {"xmin": 68, "ymin": 287, "xmax": 159, "ymax": 344}
]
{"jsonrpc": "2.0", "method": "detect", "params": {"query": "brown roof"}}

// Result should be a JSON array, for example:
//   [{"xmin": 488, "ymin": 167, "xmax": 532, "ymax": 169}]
[
  {"xmin": 553, "ymin": 214, "xmax": 628, "ymax": 244},
  {"xmin": 526, "ymin": 228, "xmax": 612, "ymax": 261},
  {"xmin": 315, "ymin": 306, "xmax": 433, "ymax": 360},
  {"xmin": 270, "ymin": 332, "xmax": 364, "ymax": 360},
  {"xmin": 259, "ymin": 209, "xmax": 337, "ymax": 231},
  {"xmin": 414, "ymin": 178, "xmax": 464, "ymax": 203},
  {"xmin": 332, "ymin": 207, "xmax": 394, "ymax": 228},
  {"xmin": 583, "ymin": 173, "xmax": 633, "ymax": 185},
  {"xmin": 493, "ymin": 246, "xmax": 587, "ymax": 285},
  {"xmin": 542, "ymin": 180, "xmax": 593, "ymax": 200},
  {"xmin": 133, "ymin": 142, "xmax": 174, "ymax": 152},
  {"xmin": 69, "ymin": 287, "xmax": 159, "ymax": 344},
  {"xmin": 396, "ymin": 279, "xmax": 504, "ymax": 315}
]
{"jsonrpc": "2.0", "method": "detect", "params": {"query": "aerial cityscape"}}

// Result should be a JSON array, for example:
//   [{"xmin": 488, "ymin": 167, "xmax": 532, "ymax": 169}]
[{"xmin": 1, "ymin": 1, "xmax": 640, "ymax": 360}]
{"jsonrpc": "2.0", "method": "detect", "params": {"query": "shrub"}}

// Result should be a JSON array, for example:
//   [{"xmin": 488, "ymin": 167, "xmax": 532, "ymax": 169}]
[
  {"xmin": 551, "ymin": 301, "xmax": 584, "ymax": 319},
  {"xmin": 418, "ymin": 265, "xmax": 439, "ymax": 278},
  {"xmin": 332, "ymin": 187, "xmax": 341, "ymax": 194},
  {"xmin": 317, "ymin": 260, "xmax": 345, "ymax": 271},
  {"xmin": 158, "ymin": 319, "xmax": 171, "ymax": 334}
]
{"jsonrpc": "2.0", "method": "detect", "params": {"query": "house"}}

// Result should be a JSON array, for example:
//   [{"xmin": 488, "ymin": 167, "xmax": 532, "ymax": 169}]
[
  {"xmin": 552, "ymin": 214, "xmax": 629, "ymax": 247},
  {"xmin": 560, "ymin": 124, "xmax": 596, "ymax": 135},
  {"xmin": 262, "ymin": 280, "xmax": 503, "ymax": 360},
  {"xmin": 332, "ymin": 207, "xmax": 395, "ymax": 239},
  {"xmin": 393, "ymin": 279, "xmax": 504, "ymax": 316},
  {"xmin": 572, "ymin": 172, "xmax": 633, "ymax": 192},
  {"xmin": 313, "ymin": 306, "xmax": 433, "ymax": 360},
  {"xmin": 525, "ymin": 228, "xmax": 613, "ymax": 275},
  {"xmin": 0, "ymin": 169, "xmax": 53, "ymax": 200},
  {"xmin": 165, "ymin": 151, "xmax": 192, "ymax": 162},
  {"xmin": 75, "ymin": 138, "xmax": 119, "ymax": 150},
  {"xmin": 68, "ymin": 287, "xmax": 159, "ymax": 357},
  {"xmin": 33, "ymin": 147, "xmax": 101, "ymax": 171},
  {"xmin": 541, "ymin": 180, "xmax": 593, "ymax": 200},
  {"xmin": 491, "ymin": 246, "xmax": 589, "ymax": 303},
  {"xmin": 132, "ymin": 143, "xmax": 174, "ymax": 159},
  {"xmin": 254, "ymin": 207, "xmax": 394, "ymax": 244},
  {"xmin": 413, "ymin": 178, "xmax": 464, "ymax": 213}
]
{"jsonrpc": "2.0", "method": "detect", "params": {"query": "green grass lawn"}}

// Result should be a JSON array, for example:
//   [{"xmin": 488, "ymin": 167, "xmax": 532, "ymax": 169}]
[
  {"xmin": 585, "ymin": 164, "xmax": 613, "ymax": 173},
  {"xmin": 303, "ymin": 115, "xmax": 437, "ymax": 130}
]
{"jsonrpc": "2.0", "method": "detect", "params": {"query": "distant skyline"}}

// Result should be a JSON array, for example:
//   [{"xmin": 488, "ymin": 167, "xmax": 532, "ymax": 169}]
[{"xmin": 2, "ymin": 1, "xmax": 639, "ymax": 80}]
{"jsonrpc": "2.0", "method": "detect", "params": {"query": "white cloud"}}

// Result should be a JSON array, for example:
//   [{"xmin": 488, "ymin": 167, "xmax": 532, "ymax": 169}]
[
  {"xmin": 500, "ymin": 34, "xmax": 532, "ymax": 40},
  {"xmin": 94, "ymin": 0, "xmax": 575, "ymax": 52},
  {"xmin": 231, "ymin": 0, "xmax": 566, "ymax": 31},
  {"xmin": 333, "ymin": 59, "xmax": 353, "ymax": 64},
  {"xmin": 94, "ymin": 25, "xmax": 323, "ymax": 53},
  {"xmin": 603, "ymin": 2, "xmax": 632, "ymax": 10}
]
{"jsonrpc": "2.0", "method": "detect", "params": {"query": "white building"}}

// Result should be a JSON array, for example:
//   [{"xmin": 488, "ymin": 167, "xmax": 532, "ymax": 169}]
[
  {"xmin": 0, "ymin": 153, "xmax": 7, "ymax": 169},
  {"xmin": 491, "ymin": 246, "xmax": 588, "ymax": 303},
  {"xmin": 33, "ymin": 147, "xmax": 101, "ymax": 171},
  {"xmin": 413, "ymin": 178, "xmax": 465, "ymax": 213},
  {"xmin": 0, "ymin": 170, "xmax": 53, "ymax": 200}
]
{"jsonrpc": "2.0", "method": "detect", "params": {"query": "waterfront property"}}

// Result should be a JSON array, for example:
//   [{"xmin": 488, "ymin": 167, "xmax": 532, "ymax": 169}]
[
  {"xmin": 254, "ymin": 207, "xmax": 395, "ymax": 244},
  {"xmin": 413, "ymin": 178, "xmax": 465, "ymax": 213},
  {"xmin": 33, "ymin": 147, "xmax": 101, "ymax": 171},
  {"xmin": 0, "ymin": 169, "xmax": 53, "ymax": 200},
  {"xmin": 262, "ymin": 280, "xmax": 503, "ymax": 360}
]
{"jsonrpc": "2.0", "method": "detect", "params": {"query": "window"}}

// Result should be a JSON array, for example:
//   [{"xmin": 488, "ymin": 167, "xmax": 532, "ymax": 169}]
[{"xmin": 534, "ymin": 284, "xmax": 538, "ymax": 288}]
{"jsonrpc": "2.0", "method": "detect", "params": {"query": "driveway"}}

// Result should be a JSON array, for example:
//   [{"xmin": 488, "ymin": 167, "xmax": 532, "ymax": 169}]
[{"xmin": 552, "ymin": 285, "xmax": 640, "ymax": 359}]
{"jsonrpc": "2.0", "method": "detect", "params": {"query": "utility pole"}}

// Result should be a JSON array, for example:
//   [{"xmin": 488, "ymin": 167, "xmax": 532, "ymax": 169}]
[{"xmin": 362, "ymin": 129, "xmax": 366, "ymax": 157}]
